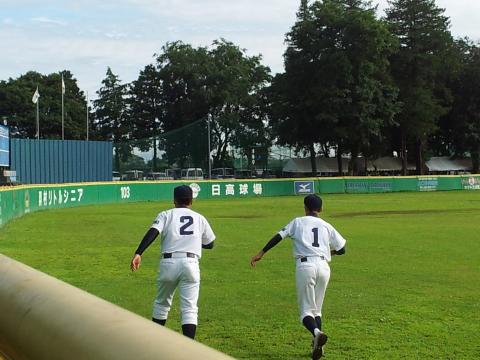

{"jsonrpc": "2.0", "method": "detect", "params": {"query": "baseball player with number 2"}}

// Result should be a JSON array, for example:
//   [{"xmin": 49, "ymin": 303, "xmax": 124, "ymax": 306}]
[
  {"xmin": 130, "ymin": 185, "xmax": 215, "ymax": 339},
  {"xmin": 251, "ymin": 194, "xmax": 346, "ymax": 359}
]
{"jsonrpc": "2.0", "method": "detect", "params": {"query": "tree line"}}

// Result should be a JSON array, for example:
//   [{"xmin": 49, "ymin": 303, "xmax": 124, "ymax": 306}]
[{"xmin": 0, "ymin": 0, "xmax": 479, "ymax": 174}]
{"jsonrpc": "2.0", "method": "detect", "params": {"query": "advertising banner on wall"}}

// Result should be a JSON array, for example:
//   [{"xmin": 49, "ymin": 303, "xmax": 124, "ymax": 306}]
[
  {"xmin": 294, "ymin": 181, "xmax": 315, "ymax": 195},
  {"xmin": 461, "ymin": 176, "xmax": 480, "ymax": 190},
  {"xmin": 345, "ymin": 179, "xmax": 393, "ymax": 193},
  {"xmin": 417, "ymin": 177, "xmax": 439, "ymax": 191}
]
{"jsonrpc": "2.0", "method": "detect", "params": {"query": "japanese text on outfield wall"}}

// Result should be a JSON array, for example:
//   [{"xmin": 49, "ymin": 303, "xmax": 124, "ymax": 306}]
[{"xmin": 0, "ymin": 125, "xmax": 9, "ymax": 167}]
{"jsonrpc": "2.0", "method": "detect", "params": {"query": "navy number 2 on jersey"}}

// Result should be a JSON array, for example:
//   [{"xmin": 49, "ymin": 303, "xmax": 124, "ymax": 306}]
[{"xmin": 180, "ymin": 216, "xmax": 194, "ymax": 235}]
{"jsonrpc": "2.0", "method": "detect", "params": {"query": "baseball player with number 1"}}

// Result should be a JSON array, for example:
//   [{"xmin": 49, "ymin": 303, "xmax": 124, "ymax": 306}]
[
  {"xmin": 251, "ymin": 194, "xmax": 346, "ymax": 359},
  {"xmin": 130, "ymin": 185, "xmax": 215, "ymax": 339}
]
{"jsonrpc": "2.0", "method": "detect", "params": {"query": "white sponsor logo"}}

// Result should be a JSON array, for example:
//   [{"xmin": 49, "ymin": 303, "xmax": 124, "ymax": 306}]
[
  {"xmin": 190, "ymin": 183, "xmax": 201, "ymax": 198},
  {"xmin": 295, "ymin": 181, "xmax": 314, "ymax": 194}
]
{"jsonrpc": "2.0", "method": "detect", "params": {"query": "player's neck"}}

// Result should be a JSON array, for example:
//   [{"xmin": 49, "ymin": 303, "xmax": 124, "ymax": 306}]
[{"xmin": 305, "ymin": 211, "xmax": 319, "ymax": 217}]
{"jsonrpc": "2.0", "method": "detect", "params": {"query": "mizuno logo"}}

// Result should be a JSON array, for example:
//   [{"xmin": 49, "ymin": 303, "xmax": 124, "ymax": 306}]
[{"xmin": 295, "ymin": 181, "xmax": 315, "ymax": 195}]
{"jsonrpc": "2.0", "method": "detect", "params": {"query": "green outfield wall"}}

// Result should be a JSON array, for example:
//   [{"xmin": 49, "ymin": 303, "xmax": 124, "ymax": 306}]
[{"xmin": 1, "ymin": 175, "xmax": 480, "ymax": 228}]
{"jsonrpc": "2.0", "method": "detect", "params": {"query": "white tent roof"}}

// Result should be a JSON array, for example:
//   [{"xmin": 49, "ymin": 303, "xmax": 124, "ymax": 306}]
[
  {"xmin": 426, "ymin": 157, "xmax": 472, "ymax": 172},
  {"xmin": 283, "ymin": 157, "xmax": 349, "ymax": 174},
  {"xmin": 283, "ymin": 156, "xmax": 419, "ymax": 173},
  {"xmin": 353, "ymin": 157, "xmax": 376, "ymax": 172},
  {"xmin": 372, "ymin": 157, "xmax": 416, "ymax": 171}
]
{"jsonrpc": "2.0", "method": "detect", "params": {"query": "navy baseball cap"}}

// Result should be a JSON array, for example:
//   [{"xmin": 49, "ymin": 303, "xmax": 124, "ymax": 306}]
[
  {"xmin": 304, "ymin": 194, "xmax": 322, "ymax": 211},
  {"xmin": 174, "ymin": 185, "xmax": 193, "ymax": 200}
]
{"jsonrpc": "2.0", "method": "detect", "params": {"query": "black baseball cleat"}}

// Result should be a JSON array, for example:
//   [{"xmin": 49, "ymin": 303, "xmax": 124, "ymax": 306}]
[{"xmin": 312, "ymin": 331, "xmax": 328, "ymax": 359}]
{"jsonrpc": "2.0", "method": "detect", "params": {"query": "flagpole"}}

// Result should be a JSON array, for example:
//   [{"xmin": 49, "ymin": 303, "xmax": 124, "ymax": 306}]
[
  {"xmin": 86, "ymin": 91, "xmax": 89, "ymax": 141},
  {"xmin": 36, "ymin": 99, "xmax": 39, "ymax": 140},
  {"xmin": 61, "ymin": 74, "xmax": 65, "ymax": 140},
  {"xmin": 32, "ymin": 86, "xmax": 40, "ymax": 139}
]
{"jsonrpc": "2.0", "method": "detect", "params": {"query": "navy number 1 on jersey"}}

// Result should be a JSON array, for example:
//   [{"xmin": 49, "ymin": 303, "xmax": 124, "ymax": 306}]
[
  {"xmin": 180, "ymin": 216, "xmax": 194, "ymax": 235},
  {"xmin": 312, "ymin": 228, "xmax": 319, "ymax": 247}
]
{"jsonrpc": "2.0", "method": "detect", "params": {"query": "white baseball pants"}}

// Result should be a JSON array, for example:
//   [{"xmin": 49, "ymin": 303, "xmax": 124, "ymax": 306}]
[
  {"xmin": 295, "ymin": 256, "xmax": 331, "ymax": 322},
  {"xmin": 152, "ymin": 256, "xmax": 200, "ymax": 325}
]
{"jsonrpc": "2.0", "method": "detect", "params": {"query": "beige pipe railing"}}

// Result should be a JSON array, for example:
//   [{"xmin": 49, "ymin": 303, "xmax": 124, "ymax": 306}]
[{"xmin": 0, "ymin": 254, "xmax": 234, "ymax": 360}]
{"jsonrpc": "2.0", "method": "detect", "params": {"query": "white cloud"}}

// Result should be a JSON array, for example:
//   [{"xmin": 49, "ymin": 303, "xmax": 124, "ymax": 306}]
[
  {"xmin": 1, "ymin": 0, "xmax": 480, "ymax": 102},
  {"xmin": 0, "ymin": 26, "xmax": 159, "ymax": 96},
  {"xmin": 437, "ymin": 0, "xmax": 480, "ymax": 41},
  {"xmin": 104, "ymin": 31, "xmax": 128, "ymax": 39},
  {"xmin": 2, "ymin": 18, "xmax": 15, "ymax": 25},
  {"xmin": 125, "ymin": 0, "xmax": 297, "ymax": 26},
  {"xmin": 31, "ymin": 17, "xmax": 67, "ymax": 26},
  {"xmin": 376, "ymin": 0, "xmax": 480, "ymax": 40}
]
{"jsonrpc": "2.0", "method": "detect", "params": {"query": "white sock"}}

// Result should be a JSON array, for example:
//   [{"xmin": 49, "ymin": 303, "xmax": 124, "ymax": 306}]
[{"xmin": 314, "ymin": 328, "xmax": 321, "ymax": 337}]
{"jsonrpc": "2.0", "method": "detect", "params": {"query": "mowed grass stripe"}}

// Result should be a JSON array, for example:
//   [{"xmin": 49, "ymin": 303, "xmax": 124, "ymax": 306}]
[{"xmin": 1, "ymin": 191, "xmax": 479, "ymax": 359}]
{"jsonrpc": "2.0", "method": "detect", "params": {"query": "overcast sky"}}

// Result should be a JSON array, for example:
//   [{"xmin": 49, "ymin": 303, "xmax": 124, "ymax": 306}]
[{"xmin": 1, "ymin": 0, "xmax": 479, "ymax": 99}]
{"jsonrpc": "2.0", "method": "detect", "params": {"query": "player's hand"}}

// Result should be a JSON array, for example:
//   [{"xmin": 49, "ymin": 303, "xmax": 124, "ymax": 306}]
[
  {"xmin": 131, "ymin": 254, "xmax": 142, "ymax": 272},
  {"xmin": 250, "ymin": 251, "xmax": 264, "ymax": 268}
]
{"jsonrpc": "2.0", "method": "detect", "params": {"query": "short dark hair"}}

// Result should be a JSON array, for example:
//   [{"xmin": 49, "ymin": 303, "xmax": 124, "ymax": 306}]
[
  {"xmin": 174, "ymin": 185, "xmax": 193, "ymax": 206},
  {"xmin": 304, "ymin": 194, "xmax": 322, "ymax": 212}
]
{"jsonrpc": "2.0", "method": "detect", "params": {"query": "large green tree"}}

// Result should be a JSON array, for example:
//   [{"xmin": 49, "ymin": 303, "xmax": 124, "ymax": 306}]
[
  {"xmin": 0, "ymin": 71, "xmax": 88, "ymax": 139},
  {"xmin": 93, "ymin": 67, "xmax": 130, "ymax": 172},
  {"xmin": 438, "ymin": 40, "xmax": 480, "ymax": 173},
  {"xmin": 270, "ymin": 0, "xmax": 399, "ymax": 175},
  {"xmin": 327, "ymin": 0, "xmax": 399, "ymax": 175},
  {"xmin": 208, "ymin": 39, "xmax": 271, "ymax": 167},
  {"xmin": 150, "ymin": 40, "xmax": 271, "ymax": 170},
  {"xmin": 154, "ymin": 41, "xmax": 211, "ymax": 169},
  {"xmin": 129, "ymin": 64, "xmax": 162, "ymax": 171},
  {"xmin": 386, "ymin": 0, "xmax": 454, "ymax": 174},
  {"xmin": 269, "ymin": 0, "xmax": 333, "ymax": 175}
]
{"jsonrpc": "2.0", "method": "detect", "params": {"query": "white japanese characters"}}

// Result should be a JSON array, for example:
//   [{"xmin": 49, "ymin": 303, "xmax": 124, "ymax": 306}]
[
  {"xmin": 211, "ymin": 183, "xmax": 263, "ymax": 196},
  {"xmin": 38, "ymin": 188, "xmax": 84, "ymax": 208}
]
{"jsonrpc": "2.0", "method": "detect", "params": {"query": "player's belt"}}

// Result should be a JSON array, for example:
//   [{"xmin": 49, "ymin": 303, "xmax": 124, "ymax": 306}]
[
  {"xmin": 299, "ymin": 255, "xmax": 325, "ymax": 262},
  {"xmin": 163, "ymin": 252, "xmax": 197, "ymax": 259}
]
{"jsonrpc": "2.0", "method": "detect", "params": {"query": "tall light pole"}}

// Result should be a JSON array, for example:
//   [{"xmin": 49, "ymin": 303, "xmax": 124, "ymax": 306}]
[{"xmin": 207, "ymin": 114, "xmax": 212, "ymax": 179}]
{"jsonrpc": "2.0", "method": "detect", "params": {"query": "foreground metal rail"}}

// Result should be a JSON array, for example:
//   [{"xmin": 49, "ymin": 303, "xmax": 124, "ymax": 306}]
[{"xmin": 0, "ymin": 254, "xmax": 233, "ymax": 360}]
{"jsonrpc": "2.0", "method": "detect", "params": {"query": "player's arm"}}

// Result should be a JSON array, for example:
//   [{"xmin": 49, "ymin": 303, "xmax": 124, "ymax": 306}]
[
  {"xmin": 329, "ymin": 226, "xmax": 346, "ymax": 257},
  {"xmin": 130, "ymin": 228, "xmax": 160, "ymax": 272},
  {"xmin": 331, "ymin": 246, "xmax": 346, "ymax": 256},
  {"xmin": 202, "ymin": 241, "xmax": 214, "ymax": 249},
  {"xmin": 251, "ymin": 221, "xmax": 293, "ymax": 267},
  {"xmin": 131, "ymin": 213, "xmax": 165, "ymax": 272},
  {"xmin": 250, "ymin": 233, "xmax": 283, "ymax": 267},
  {"xmin": 201, "ymin": 217, "xmax": 216, "ymax": 250}
]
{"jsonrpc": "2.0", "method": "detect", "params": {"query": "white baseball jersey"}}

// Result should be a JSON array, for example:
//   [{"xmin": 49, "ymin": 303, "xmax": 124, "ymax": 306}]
[
  {"xmin": 278, "ymin": 215, "xmax": 346, "ymax": 262},
  {"xmin": 150, "ymin": 207, "xmax": 215, "ymax": 258}
]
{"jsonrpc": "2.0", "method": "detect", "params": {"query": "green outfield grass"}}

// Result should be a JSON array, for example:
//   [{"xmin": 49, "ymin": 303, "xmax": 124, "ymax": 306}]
[{"xmin": 1, "ymin": 191, "xmax": 480, "ymax": 359}]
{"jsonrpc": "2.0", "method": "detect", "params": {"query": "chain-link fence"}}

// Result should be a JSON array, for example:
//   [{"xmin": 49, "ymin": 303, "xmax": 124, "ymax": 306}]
[
  {"xmin": 113, "ymin": 119, "xmax": 294, "ymax": 181},
  {"xmin": 114, "ymin": 119, "xmax": 473, "ymax": 180}
]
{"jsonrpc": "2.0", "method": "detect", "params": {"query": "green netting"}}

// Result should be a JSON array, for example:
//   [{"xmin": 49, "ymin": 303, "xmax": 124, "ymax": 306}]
[
  {"xmin": 114, "ymin": 119, "xmax": 209, "ymax": 180},
  {"xmin": 113, "ymin": 119, "xmax": 292, "ymax": 180}
]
